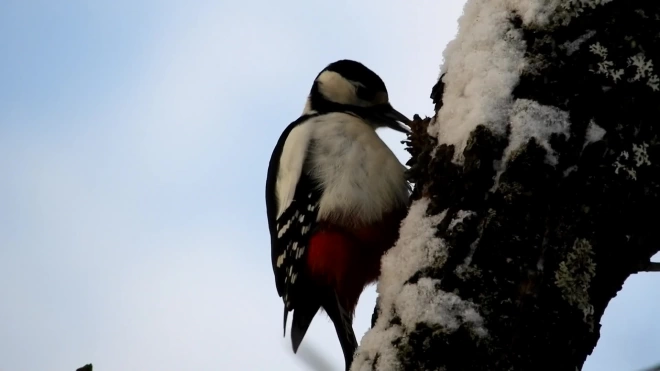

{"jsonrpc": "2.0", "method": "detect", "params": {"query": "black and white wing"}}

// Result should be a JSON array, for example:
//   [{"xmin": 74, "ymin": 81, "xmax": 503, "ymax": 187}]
[
  {"xmin": 265, "ymin": 114, "xmax": 359, "ymax": 367},
  {"xmin": 265, "ymin": 114, "xmax": 322, "ymax": 311}
]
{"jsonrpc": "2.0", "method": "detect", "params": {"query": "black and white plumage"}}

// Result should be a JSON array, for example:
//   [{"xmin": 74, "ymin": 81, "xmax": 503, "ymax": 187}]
[
  {"xmin": 265, "ymin": 59, "xmax": 411, "ymax": 370},
  {"xmin": 266, "ymin": 113, "xmax": 321, "ymax": 310}
]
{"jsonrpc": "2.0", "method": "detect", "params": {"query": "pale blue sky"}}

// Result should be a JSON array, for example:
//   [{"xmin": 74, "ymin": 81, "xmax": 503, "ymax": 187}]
[{"xmin": 0, "ymin": 1, "xmax": 657, "ymax": 371}]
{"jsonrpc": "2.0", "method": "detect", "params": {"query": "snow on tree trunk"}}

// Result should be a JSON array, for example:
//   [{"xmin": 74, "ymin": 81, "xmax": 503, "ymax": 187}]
[{"xmin": 352, "ymin": 1, "xmax": 660, "ymax": 370}]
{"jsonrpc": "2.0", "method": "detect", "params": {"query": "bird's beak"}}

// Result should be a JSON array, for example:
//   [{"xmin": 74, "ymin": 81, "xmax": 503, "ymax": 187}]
[{"xmin": 381, "ymin": 104, "xmax": 412, "ymax": 134}]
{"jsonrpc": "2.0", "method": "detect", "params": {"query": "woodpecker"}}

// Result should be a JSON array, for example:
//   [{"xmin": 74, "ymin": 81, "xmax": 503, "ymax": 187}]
[{"xmin": 265, "ymin": 59, "xmax": 411, "ymax": 370}]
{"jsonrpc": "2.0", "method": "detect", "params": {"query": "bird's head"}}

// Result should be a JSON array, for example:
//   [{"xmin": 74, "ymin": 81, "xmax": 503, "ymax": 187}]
[{"xmin": 305, "ymin": 59, "xmax": 411, "ymax": 134}]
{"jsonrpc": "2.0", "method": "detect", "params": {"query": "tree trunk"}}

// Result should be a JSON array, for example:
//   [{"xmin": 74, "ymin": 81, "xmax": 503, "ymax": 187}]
[{"xmin": 352, "ymin": 1, "xmax": 660, "ymax": 370}]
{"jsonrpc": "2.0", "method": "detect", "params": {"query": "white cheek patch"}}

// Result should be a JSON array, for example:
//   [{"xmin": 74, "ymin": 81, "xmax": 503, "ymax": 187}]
[{"xmin": 316, "ymin": 71, "xmax": 372, "ymax": 107}]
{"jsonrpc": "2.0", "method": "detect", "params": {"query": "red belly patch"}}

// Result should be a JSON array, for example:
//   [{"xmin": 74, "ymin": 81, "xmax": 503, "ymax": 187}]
[{"xmin": 305, "ymin": 209, "xmax": 406, "ymax": 314}]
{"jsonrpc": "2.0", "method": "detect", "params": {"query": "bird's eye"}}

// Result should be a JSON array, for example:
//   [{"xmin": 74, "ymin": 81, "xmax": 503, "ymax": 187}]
[{"xmin": 356, "ymin": 86, "xmax": 376, "ymax": 101}]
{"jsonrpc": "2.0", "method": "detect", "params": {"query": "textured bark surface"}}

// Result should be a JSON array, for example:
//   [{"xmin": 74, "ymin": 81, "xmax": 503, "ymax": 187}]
[{"xmin": 359, "ymin": 1, "xmax": 660, "ymax": 370}]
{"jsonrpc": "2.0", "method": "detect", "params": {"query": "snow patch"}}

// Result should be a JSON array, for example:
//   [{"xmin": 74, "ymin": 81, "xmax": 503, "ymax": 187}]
[
  {"xmin": 429, "ymin": 0, "xmax": 527, "ymax": 164},
  {"xmin": 429, "ymin": 0, "xmax": 618, "ymax": 165},
  {"xmin": 351, "ymin": 325, "xmax": 403, "ymax": 371},
  {"xmin": 352, "ymin": 198, "xmax": 488, "ymax": 371},
  {"xmin": 448, "ymin": 210, "xmax": 476, "ymax": 231},
  {"xmin": 506, "ymin": 99, "xmax": 571, "ymax": 166},
  {"xmin": 563, "ymin": 165, "xmax": 578, "ymax": 177},
  {"xmin": 491, "ymin": 99, "xmax": 571, "ymax": 190},
  {"xmin": 429, "ymin": 0, "xmax": 603, "ymax": 165},
  {"xmin": 378, "ymin": 200, "xmax": 448, "ymax": 303},
  {"xmin": 377, "ymin": 199, "xmax": 449, "ymax": 318},
  {"xmin": 584, "ymin": 119, "xmax": 606, "ymax": 147},
  {"xmin": 511, "ymin": 0, "xmax": 563, "ymax": 27},
  {"xmin": 351, "ymin": 198, "xmax": 448, "ymax": 371},
  {"xmin": 508, "ymin": 0, "xmax": 613, "ymax": 26},
  {"xmin": 396, "ymin": 278, "xmax": 487, "ymax": 337},
  {"xmin": 455, "ymin": 237, "xmax": 481, "ymax": 278}
]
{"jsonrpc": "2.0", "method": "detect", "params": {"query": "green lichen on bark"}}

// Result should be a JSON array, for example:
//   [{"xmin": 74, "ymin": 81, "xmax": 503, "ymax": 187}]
[{"xmin": 555, "ymin": 238, "xmax": 597, "ymax": 329}]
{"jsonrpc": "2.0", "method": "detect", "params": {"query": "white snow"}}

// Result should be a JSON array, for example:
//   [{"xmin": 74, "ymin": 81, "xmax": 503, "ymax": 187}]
[
  {"xmin": 448, "ymin": 210, "xmax": 476, "ymax": 231},
  {"xmin": 378, "ymin": 198, "xmax": 449, "ymax": 321},
  {"xmin": 396, "ymin": 277, "xmax": 487, "ymax": 336},
  {"xmin": 351, "ymin": 198, "xmax": 447, "ymax": 371},
  {"xmin": 490, "ymin": 99, "xmax": 571, "ymax": 190},
  {"xmin": 455, "ymin": 237, "xmax": 481, "ymax": 277},
  {"xmin": 351, "ymin": 326, "xmax": 403, "ymax": 371},
  {"xmin": 428, "ymin": 0, "xmax": 589, "ymax": 165},
  {"xmin": 563, "ymin": 164, "xmax": 578, "ymax": 177},
  {"xmin": 509, "ymin": 0, "xmax": 614, "ymax": 26},
  {"xmin": 513, "ymin": 0, "xmax": 563, "ymax": 26},
  {"xmin": 351, "ymin": 198, "xmax": 486, "ymax": 371},
  {"xmin": 584, "ymin": 119, "xmax": 606, "ymax": 147},
  {"xmin": 429, "ymin": 0, "xmax": 527, "ymax": 164},
  {"xmin": 507, "ymin": 99, "xmax": 571, "ymax": 165},
  {"xmin": 429, "ymin": 0, "xmax": 619, "ymax": 165}
]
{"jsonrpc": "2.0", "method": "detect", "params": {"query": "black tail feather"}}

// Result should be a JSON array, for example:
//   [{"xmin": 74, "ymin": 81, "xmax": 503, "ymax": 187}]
[
  {"xmin": 291, "ymin": 301, "xmax": 321, "ymax": 353},
  {"xmin": 323, "ymin": 292, "xmax": 358, "ymax": 371},
  {"xmin": 283, "ymin": 306, "xmax": 289, "ymax": 337}
]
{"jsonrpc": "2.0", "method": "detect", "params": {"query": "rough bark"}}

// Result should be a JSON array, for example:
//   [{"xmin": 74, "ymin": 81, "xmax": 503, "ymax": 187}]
[{"xmin": 354, "ymin": 1, "xmax": 660, "ymax": 370}]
